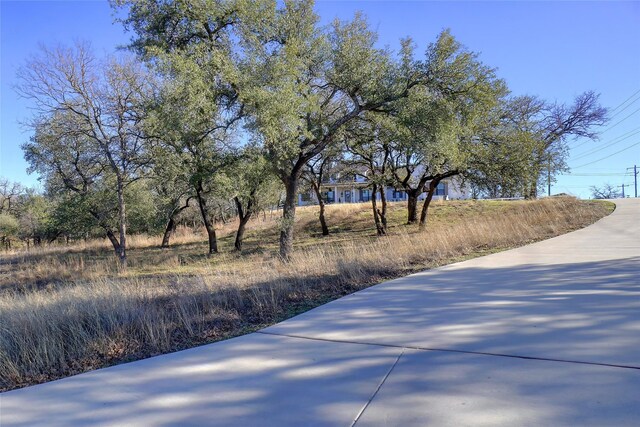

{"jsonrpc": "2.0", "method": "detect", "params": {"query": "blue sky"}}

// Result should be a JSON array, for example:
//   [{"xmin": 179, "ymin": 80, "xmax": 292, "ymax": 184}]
[{"xmin": 2, "ymin": 0, "xmax": 639, "ymax": 198}]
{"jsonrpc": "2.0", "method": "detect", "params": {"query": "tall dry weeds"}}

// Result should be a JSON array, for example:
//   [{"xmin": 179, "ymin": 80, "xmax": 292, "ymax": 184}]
[{"xmin": 0, "ymin": 198, "xmax": 611, "ymax": 391}]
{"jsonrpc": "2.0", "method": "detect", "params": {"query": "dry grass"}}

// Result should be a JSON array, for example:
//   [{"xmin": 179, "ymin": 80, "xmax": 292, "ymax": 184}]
[
  {"xmin": 0, "ymin": 199, "xmax": 522, "ymax": 290},
  {"xmin": 0, "ymin": 197, "xmax": 612, "ymax": 391}
]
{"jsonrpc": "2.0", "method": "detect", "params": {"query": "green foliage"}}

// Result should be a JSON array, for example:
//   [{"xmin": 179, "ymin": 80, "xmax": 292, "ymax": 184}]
[
  {"xmin": 238, "ymin": 5, "xmax": 409, "ymax": 179},
  {"xmin": 22, "ymin": 114, "xmax": 121, "ymax": 237},
  {"xmin": 18, "ymin": 43, "xmax": 154, "ymax": 263},
  {"xmin": 114, "ymin": 0, "xmax": 425, "ymax": 256},
  {"xmin": 487, "ymin": 93, "xmax": 606, "ymax": 198},
  {"xmin": 48, "ymin": 193, "xmax": 102, "ymax": 239},
  {"xmin": 379, "ymin": 30, "xmax": 509, "ymax": 192},
  {"xmin": 232, "ymin": 147, "xmax": 282, "ymax": 212},
  {"xmin": 124, "ymin": 180, "xmax": 164, "ymax": 235},
  {"xmin": 6, "ymin": 1, "xmax": 604, "ymax": 259},
  {"xmin": 0, "ymin": 214, "xmax": 19, "ymax": 241},
  {"xmin": 142, "ymin": 30, "xmax": 241, "ymax": 233},
  {"xmin": 15, "ymin": 191, "xmax": 53, "ymax": 244}
]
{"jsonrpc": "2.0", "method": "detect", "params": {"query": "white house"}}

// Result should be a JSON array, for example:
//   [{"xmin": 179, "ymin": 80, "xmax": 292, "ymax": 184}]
[{"xmin": 298, "ymin": 173, "xmax": 470, "ymax": 206}]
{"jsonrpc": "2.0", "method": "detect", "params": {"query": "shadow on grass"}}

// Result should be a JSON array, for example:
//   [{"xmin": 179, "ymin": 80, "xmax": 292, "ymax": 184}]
[{"xmin": 2, "ymin": 256, "xmax": 640, "ymax": 426}]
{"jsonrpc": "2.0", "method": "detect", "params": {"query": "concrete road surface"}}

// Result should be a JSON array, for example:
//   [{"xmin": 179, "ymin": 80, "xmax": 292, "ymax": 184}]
[{"xmin": 1, "ymin": 199, "xmax": 638, "ymax": 426}]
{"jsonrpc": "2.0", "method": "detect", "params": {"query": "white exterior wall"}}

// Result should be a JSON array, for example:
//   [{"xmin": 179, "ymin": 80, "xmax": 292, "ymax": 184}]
[
  {"xmin": 445, "ymin": 177, "xmax": 472, "ymax": 199},
  {"xmin": 297, "ymin": 177, "xmax": 471, "ymax": 206}
]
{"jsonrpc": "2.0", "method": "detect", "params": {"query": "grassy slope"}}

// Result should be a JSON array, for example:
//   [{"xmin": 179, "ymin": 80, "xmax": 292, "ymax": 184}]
[
  {"xmin": 0, "ymin": 198, "xmax": 613, "ymax": 391},
  {"xmin": 0, "ymin": 199, "xmax": 557, "ymax": 291}
]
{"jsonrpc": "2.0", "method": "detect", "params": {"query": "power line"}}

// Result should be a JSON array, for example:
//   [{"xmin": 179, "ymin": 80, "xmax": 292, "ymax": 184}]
[
  {"xmin": 571, "ymin": 128, "xmax": 640, "ymax": 161},
  {"xmin": 562, "ymin": 89, "xmax": 640, "ymax": 150},
  {"xmin": 610, "ymin": 88, "xmax": 640, "ymax": 113},
  {"xmin": 600, "ymin": 105, "xmax": 640, "ymax": 134},
  {"xmin": 563, "ymin": 172, "xmax": 628, "ymax": 176},
  {"xmin": 565, "ymin": 166, "xmax": 632, "ymax": 171},
  {"xmin": 609, "ymin": 93, "xmax": 640, "ymax": 119},
  {"xmin": 563, "ymin": 170, "xmax": 627, "ymax": 175},
  {"xmin": 573, "ymin": 140, "xmax": 640, "ymax": 168},
  {"xmin": 570, "ymin": 127, "xmax": 640, "ymax": 158},
  {"xmin": 570, "ymin": 125, "xmax": 640, "ymax": 151},
  {"xmin": 575, "ymin": 90, "xmax": 640, "ymax": 152},
  {"xmin": 569, "ymin": 138, "xmax": 591, "ymax": 151}
]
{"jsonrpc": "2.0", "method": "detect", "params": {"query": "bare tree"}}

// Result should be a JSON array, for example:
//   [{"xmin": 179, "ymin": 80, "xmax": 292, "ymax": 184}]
[
  {"xmin": 590, "ymin": 183, "xmax": 621, "ymax": 199},
  {"xmin": 18, "ymin": 43, "xmax": 150, "ymax": 267},
  {"xmin": 0, "ymin": 178, "xmax": 23, "ymax": 214},
  {"xmin": 0, "ymin": 178, "xmax": 23, "ymax": 250},
  {"xmin": 509, "ymin": 92, "xmax": 608, "ymax": 198}
]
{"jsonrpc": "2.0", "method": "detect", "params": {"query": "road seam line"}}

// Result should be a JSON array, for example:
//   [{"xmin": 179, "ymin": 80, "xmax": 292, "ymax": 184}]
[
  {"xmin": 350, "ymin": 348, "xmax": 405, "ymax": 427},
  {"xmin": 256, "ymin": 330, "xmax": 640, "ymax": 370}
]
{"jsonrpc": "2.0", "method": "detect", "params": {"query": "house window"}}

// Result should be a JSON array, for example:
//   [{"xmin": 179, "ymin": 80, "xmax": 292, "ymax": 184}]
[
  {"xmin": 435, "ymin": 182, "xmax": 446, "ymax": 196},
  {"xmin": 393, "ymin": 190, "xmax": 404, "ymax": 199},
  {"xmin": 323, "ymin": 174, "xmax": 337, "ymax": 184},
  {"xmin": 323, "ymin": 191, "xmax": 335, "ymax": 203},
  {"xmin": 360, "ymin": 189, "xmax": 371, "ymax": 202},
  {"xmin": 300, "ymin": 192, "xmax": 312, "ymax": 202}
]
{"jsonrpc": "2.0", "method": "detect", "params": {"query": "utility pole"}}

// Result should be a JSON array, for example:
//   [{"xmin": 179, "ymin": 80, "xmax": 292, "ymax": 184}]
[
  {"xmin": 627, "ymin": 165, "xmax": 638, "ymax": 197},
  {"xmin": 620, "ymin": 183, "xmax": 625, "ymax": 198},
  {"xmin": 547, "ymin": 157, "xmax": 551, "ymax": 197}
]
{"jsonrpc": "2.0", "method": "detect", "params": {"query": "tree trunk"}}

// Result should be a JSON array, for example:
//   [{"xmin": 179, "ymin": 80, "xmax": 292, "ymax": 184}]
[
  {"xmin": 378, "ymin": 185, "xmax": 388, "ymax": 231},
  {"xmin": 526, "ymin": 155, "xmax": 545, "ymax": 199},
  {"xmin": 161, "ymin": 198, "xmax": 191, "ymax": 248},
  {"xmin": 526, "ymin": 166, "xmax": 539, "ymax": 198},
  {"xmin": 89, "ymin": 208, "xmax": 121, "ymax": 257},
  {"xmin": 204, "ymin": 222, "xmax": 218, "ymax": 254},
  {"xmin": 234, "ymin": 196, "xmax": 253, "ymax": 251},
  {"xmin": 116, "ymin": 178, "xmax": 127, "ymax": 269},
  {"xmin": 161, "ymin": 216, "xmax": 176, "ymax": 248},
  {"xmin": 312, "ymin": 182, "xmax": 329, "ymax": 236},
  {"xmin": 47, "ymin": 232, "xmax": 61, "ymax": 244},
  {"xmin": 279, "ymin": 177, "xmax": 299, "ymax": 260},
  {"xmin": 195, "ymin": 184, "xmax": 217, "ymax": 254},
  {"xmin": 419, "ymin": 180, "xmax": 439, "ymax": 228},
  {"xmin": 234, "ymin": 217, "xmax": 250, "ymax": 251},
  {"xmin": 406, "ymin": 188, "xmax": 420, "ymax": 224},
  {"xmin": 371, "ymin": 183, "xmax": 386, "ymax": 235},
  {"xmin": 105, "ymin": 229, "xmax": 121, "ymax": 255}
]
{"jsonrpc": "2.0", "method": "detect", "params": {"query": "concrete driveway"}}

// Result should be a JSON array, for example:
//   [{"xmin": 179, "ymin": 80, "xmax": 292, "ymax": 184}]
[{"xmin": 2, "ymin": 199, "xmax": 638, "ymax": 426}]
